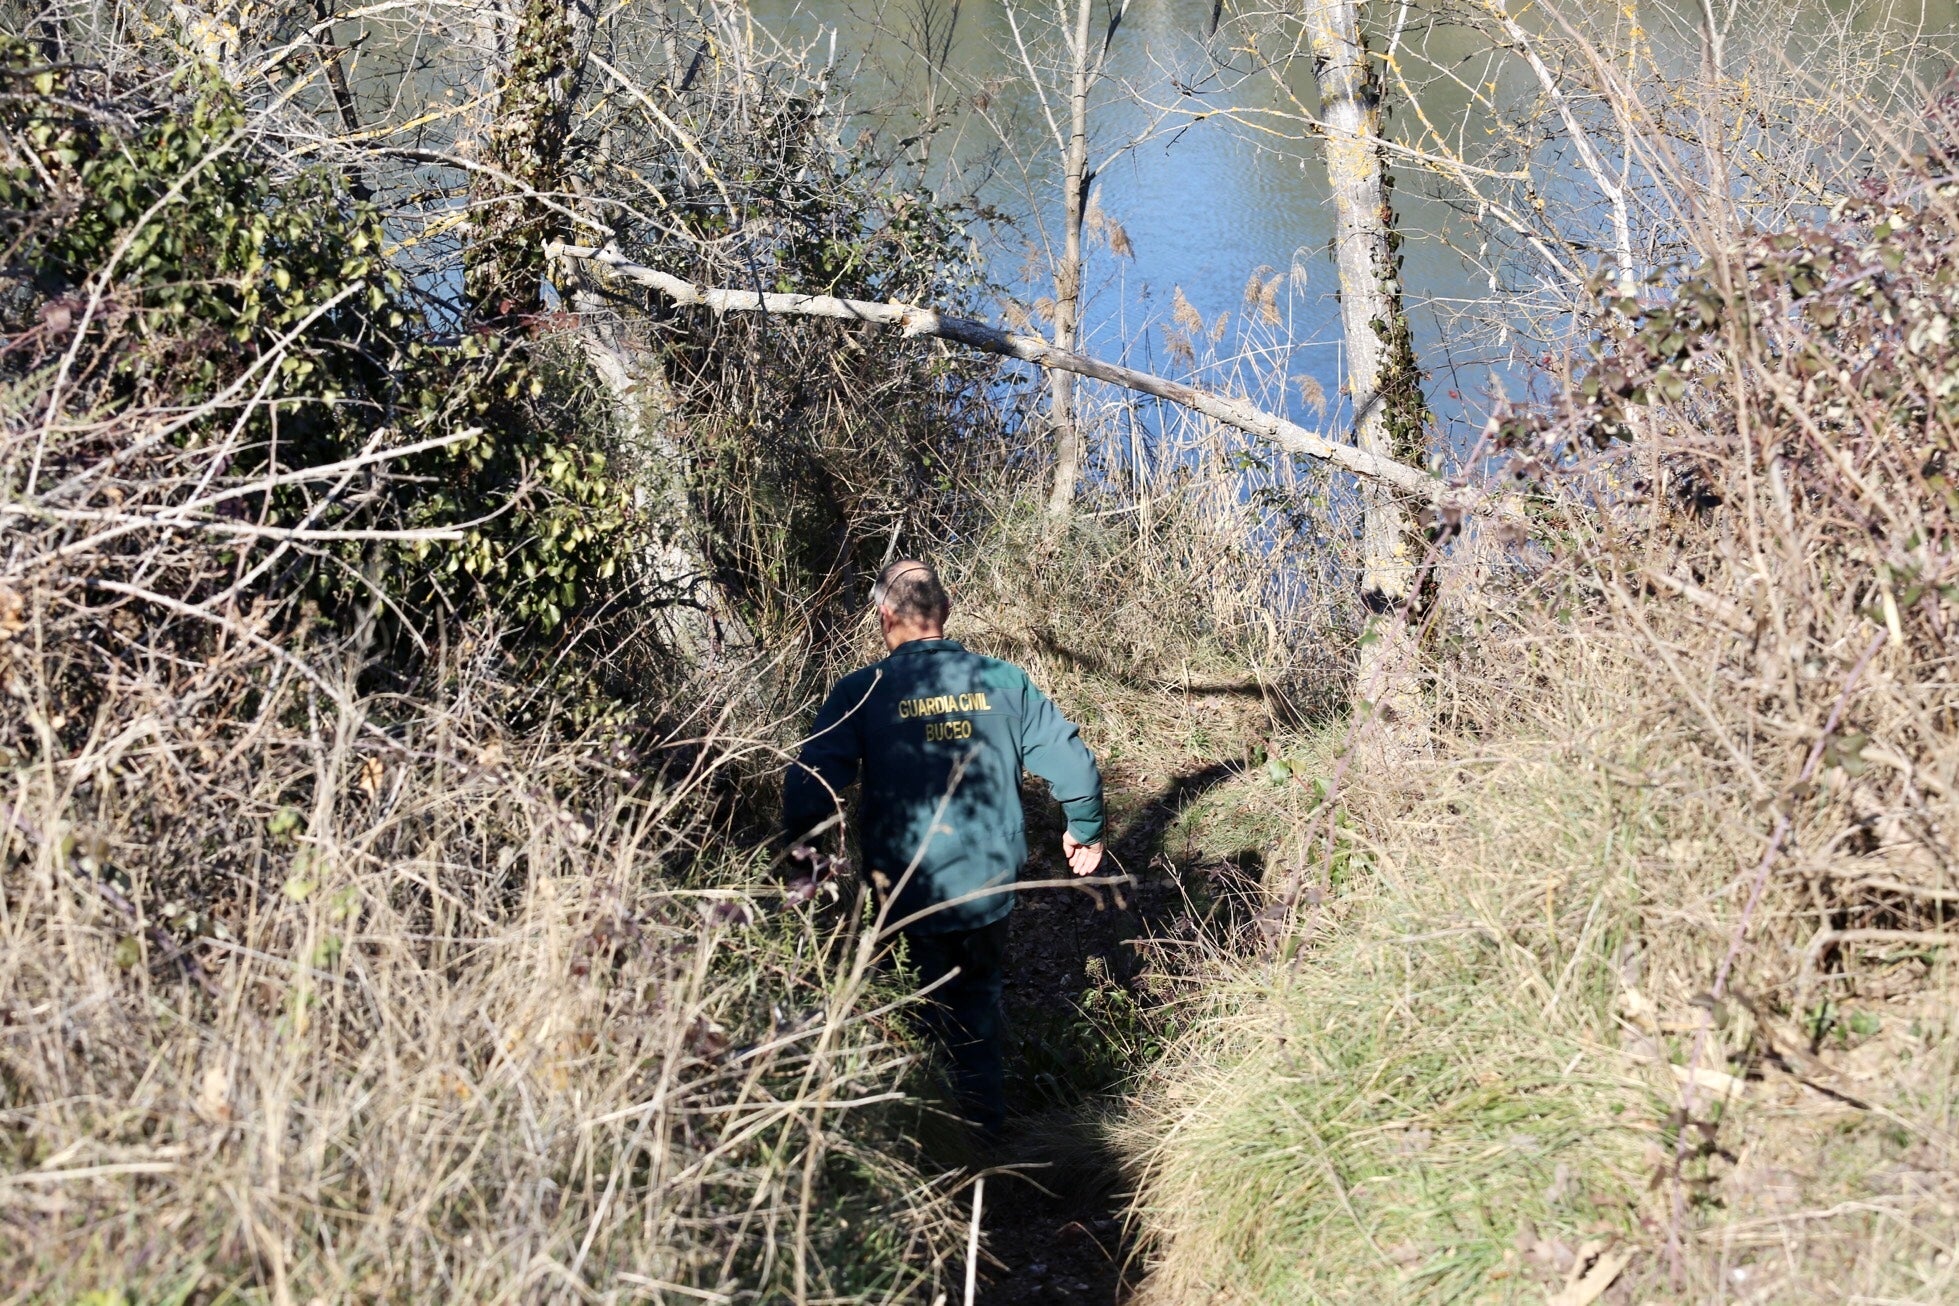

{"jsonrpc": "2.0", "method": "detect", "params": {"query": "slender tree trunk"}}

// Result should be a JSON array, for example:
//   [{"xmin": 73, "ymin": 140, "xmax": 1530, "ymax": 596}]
[
  {"xmin": 1303, "ymin": 0, "xmax": 1428, "ymax": 728},
  {"xmin": 1044, "ymin": 0, "xmax": 1095, "ymax": 526},
  {"xmin": 312, "ymin": 0, "xmax": 374, "ymax": 203}
]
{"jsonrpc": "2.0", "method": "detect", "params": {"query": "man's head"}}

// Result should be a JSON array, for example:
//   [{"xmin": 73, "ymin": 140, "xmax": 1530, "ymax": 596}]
[{"xmin": 873, "ymin": 559, "xmax": 950, "ymax": 650}]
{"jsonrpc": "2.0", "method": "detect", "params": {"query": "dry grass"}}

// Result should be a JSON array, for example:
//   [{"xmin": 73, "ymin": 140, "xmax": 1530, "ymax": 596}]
[
  {"xmin": 12, "ymin": 3, "xmax": 1959, "ymax": 1303},
  {"xmin": 1116, "ymin": 514, "xmax": 1959, "ymax": 1279},
  {"xmin": 0, "ymin": 17, "xmax": 1021, "ymax": 1298},
  {"xmin": 0, "ymin": 50, "xmax": 975, "ymax": 1290},
  {"xmin": 1119, "ymin": 609, "xmax": 1959, "ymax": 1300},
  {"xmin": 0, "ymin": 615, "xmax": 968, "ymax": 1302},
  {"xmin": 1113, "ymin": 22, "xmax": 1959, "ymax": 1295}
]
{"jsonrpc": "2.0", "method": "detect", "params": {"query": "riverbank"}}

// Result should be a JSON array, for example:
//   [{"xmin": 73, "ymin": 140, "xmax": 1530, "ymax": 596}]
[{"xmin": 1114, "ymin": 647, "xmax": 1959, "ymax": 1303}]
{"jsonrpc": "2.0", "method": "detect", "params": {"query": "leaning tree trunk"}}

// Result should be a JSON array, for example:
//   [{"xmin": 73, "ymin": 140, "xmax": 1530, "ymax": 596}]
[
  {"xmin": 1044, "ymin": 0, "xmax": 1097, "ymax": 527},
  {"xmin": 551, "ymin": 242, "xmax": 1452, "ymax": 500},
  {"xmin": 1303, "ymin": 0, "xmax": 1429, "ymax": 733}
]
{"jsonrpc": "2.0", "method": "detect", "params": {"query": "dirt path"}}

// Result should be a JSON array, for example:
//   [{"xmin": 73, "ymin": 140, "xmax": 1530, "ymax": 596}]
[{"xmin": 968, "ymin": 756, "xmax": 1258, "ymax": 1305}]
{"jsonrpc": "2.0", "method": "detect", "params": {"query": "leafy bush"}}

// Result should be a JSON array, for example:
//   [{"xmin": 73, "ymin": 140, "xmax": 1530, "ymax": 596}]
[
  {"xmin": 1, "ymin": 42, "xmax": 634, "ymax": 638},
  {"xmin": 1531, "ymin": 192, "xmax": 1956, "ymax": 675}
]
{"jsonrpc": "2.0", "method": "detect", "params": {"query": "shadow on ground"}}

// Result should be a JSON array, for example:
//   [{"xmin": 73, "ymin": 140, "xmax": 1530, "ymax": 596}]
[{"xmin": 964, "ymin": 759, "xmax": 1266, "ymax": 1305}]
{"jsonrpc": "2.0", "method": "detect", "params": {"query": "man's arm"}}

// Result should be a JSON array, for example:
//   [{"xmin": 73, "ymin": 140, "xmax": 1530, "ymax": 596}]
[
  {"xmin": 1016, "ymin": 674, "xmax": 1105, "ymax": 873},
  {"xmin": 782, "ymin": 675, "xmax": 871, "ymax": 846}
]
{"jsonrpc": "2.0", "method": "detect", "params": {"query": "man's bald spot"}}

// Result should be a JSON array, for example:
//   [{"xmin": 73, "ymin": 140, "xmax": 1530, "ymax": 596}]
[{"xmin": 874, "ymin": 559, "xmax": 950, "ymax": 624}]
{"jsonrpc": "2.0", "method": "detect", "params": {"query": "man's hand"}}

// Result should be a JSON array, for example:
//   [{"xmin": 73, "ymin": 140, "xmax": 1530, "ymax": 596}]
[
  {"xmin": 781, "ymin": 842, "xmax": 848, "ymax": 906},
  {"xmin": 1062, "ymin": 832, "xmax": 1104, "ymax": 877}
]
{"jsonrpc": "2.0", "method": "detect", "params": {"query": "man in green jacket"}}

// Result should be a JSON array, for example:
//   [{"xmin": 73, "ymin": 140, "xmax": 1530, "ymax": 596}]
[{"xmin": 782, "ymin": 559, "xmax": 1105, "ymax": 1136}]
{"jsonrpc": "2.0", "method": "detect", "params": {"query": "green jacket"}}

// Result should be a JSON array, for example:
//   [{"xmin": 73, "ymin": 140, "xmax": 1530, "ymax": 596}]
[{"xmin": 782, "ymin": 638, "xmax": 1104, "ymax": 935}]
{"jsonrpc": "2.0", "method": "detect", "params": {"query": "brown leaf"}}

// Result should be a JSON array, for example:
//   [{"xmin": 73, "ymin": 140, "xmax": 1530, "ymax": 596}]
[
  {"xmin": 687, "ymin": 1016, "xmax": 729, "ymax": 1060},
  {"xmin": 0, "ymin": 585, "xmax": 23, "ymax": 640},
  {"xmin": 1546, "ymin": 1243, "xmax": 1635, "ymax": 1306}
]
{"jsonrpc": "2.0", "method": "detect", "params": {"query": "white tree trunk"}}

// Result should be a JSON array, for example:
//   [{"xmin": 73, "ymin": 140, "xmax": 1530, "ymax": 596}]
[
  {"xmin": 1044, "ymin": 0, "xmax": 1096, "ymax": 526},
  {"xmin": 565, "ymin": 280, "xmax": 752, "ymax": 662},
  {"xmin": 1303, "ymin": 0, "xmax": 1428, "ymax": 731}
]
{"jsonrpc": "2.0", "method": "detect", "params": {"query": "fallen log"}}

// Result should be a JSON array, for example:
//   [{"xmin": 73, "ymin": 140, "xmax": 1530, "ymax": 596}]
[{"xmin": 547, "ymin": 242, "xmax": 1454, "ymax": 504}]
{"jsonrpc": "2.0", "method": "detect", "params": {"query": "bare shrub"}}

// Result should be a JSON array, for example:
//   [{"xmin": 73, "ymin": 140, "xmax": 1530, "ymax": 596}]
[{"xmin": 0, "ymin": 20, "xmax": 977, "ymax": 1301}]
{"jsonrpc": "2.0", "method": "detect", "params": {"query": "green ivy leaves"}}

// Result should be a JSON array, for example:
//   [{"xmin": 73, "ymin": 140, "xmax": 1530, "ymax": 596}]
[{"xmin": 2, "ymin": 41, "xmax": 638, "ymax": 640}]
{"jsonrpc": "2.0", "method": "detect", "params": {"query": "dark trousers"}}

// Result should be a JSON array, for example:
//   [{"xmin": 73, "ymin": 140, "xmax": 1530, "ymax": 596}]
[{"xmin": 903, "ymin": 917, "xmax": 1009, "ymax": 1136}]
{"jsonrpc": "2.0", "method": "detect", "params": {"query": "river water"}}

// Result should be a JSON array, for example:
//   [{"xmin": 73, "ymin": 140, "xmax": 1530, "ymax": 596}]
[
  {"xmin": 744, "ymin": 0, "xmax": 1958, "ymax": 457},
  {"xmin": 749, "ymin": 0, "xmax": 1481, "ymax": 444}
]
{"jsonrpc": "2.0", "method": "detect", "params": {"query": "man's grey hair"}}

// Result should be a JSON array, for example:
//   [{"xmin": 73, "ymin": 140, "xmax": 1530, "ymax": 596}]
[{"xmin": 872, "ymin": 559, "xmax": 950, "ymax": 623}]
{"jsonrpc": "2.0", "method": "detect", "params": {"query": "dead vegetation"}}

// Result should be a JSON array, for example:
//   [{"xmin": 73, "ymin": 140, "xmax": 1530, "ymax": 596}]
[
  {"xmin": 0, "ymin": 8, "xmax": 1350, "ymax": 1297},
  {"xmin": 0, "ymin": 624, "xmax": 967, "ymax": 1301},
  {"xmin": 0, "ymin": 11, "xmax": 995, "ymax": 1299},
  {"xmin": 1115, "ymin": 61, "xmax": 1959, "ymax": 1306},
  {"xmin": 8, "ymin": 0, "xmax": 1959, "ymax": 1301}
]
